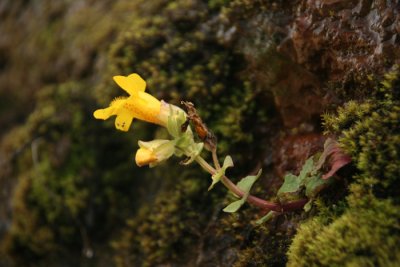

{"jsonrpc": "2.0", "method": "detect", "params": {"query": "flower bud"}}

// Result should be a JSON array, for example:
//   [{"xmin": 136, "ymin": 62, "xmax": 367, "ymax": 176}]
[
  {"xmin": 135, "ymin": 139, "xmax": 176, "ymax": 167},
  {"xmin": 135, "ymin": 148, "xmax": 158, "ymax": 167}
]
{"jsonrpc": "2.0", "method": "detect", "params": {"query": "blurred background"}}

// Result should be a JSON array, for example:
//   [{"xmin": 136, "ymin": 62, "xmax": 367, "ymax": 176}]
[{"xmin": 0, "ymin": 0, "xmax": 399, "ymax": 266}]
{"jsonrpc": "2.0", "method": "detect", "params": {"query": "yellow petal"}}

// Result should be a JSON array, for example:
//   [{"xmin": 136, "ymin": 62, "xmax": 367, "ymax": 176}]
[
  {"xmin": 135, "ymin": 148, "xmax": 157, "ymax": 167},
  {"xmin": 110, "ymin": 97, "xmax": 128, "ymax": 109},
  {"xmin": 113, "ymin": 74, "xmax": 146, "ymax": 95},
  {"xmin": 115, "ymin": 109, "xmax": 134, "ymax": 131},
  {"xmin": 138, "ymin": 91, "xmax": 161, "ymax": 110},
  {"xmin": 94, "ymin": 107, "xmax": 115, "ymax": 120},
  {"xmin": 123, "ymin": 93, "xmax": 162, "ymax": 125}
]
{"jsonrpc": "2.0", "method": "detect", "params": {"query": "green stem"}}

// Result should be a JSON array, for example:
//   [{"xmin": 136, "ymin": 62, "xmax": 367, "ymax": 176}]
[{"xmin": 195, "ymin": 156, "xmax": 307, "ymax": 212}]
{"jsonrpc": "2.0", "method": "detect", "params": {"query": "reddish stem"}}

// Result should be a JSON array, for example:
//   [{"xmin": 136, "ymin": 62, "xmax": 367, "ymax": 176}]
[
  {"xmin": 195, "ymin": 156, "xmax": 307, "ymax": 212},
  {"xmin": 221, "ymin": 176, "xmax": 308, "ymax": 212}
]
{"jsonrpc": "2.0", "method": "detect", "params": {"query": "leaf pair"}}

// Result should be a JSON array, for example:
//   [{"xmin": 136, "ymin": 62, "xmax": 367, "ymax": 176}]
[
  {"xmin": 277, "ymin": 156, "xmax": 333, "ymax": 212},
  {"xmin": 207, "ymin": 156, "xmax": 262, "ymax": 213},
  {"xmin": 223, "ymin": 169, "xmax": 262, "ymax": 213},
  {"xmin": 208, "ymin": 156, "xmax": 234, "ymax": 191}
]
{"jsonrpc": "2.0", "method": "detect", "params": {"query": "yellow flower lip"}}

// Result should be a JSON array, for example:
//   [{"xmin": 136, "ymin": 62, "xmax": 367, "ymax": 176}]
[
  {"xmin": 93, "ymin": 73, "xmax": 163, "ymax": 131},
  {"xmin": 135, "ymin": 148, "xmax": 158, "ymax": 167}
]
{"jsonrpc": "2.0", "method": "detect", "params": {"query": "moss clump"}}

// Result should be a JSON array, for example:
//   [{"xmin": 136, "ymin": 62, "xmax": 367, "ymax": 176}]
[
  {"xmin": 1, "ymin": 82, "xmax": 144, "ymax": 266},
  {"xmin": 288, "ymin": 68, "xmax": 400, "ymax": 266},
  {"xmin": 112, "ymin": 172, "xmax": 211, "ymax": 267},
  {"xmin": 288, "ymin": 197, "xmax": 400, "ymax": 267},
  {"xmin": 323, "ymin": 68, "xmax": 400, "ymax": 198},
  {"xmin": 232, "ymin": 225, "xmax": 293, "ymax": 267}
]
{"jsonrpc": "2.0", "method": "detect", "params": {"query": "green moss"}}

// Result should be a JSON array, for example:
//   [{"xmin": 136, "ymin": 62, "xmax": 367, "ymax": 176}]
[
  {"xmin": 232, "ymin": 225, "xmax": 293, "ymax": 267},
  {"xmin": 288, "ymin": 68, "xmax": 400, "ymax": 266},
  {"xmin": 1, "ymin": 82, "xmax": 147, "ymax": 266},
  {"xmin": 112, "ymin": 171, "xmax": 211, "ymax": 267},
  {"xmin": 288, "ymin": 197, "xmax": 400, "ymax": 267},
  {"xmin": 323, "ymin": 67, "xmax": 400, "ymax": 198},
  {"xmin": 98, "ymin": 0, "xmax": 276, "ymax": 162}
]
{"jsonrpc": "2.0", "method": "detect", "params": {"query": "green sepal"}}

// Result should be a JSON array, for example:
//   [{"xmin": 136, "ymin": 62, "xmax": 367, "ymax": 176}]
[
  {"xmin": 138, "ymin": 139, "xmax": 177, "ymax": 168},
  {"xmin": 149, "ymin": 140, "xmax": 176, "ymax": 168},
  {"xmin": 223, "ymin": 169, "xmax": 262, "ymax": 213},
  {"xmin": 172, "ymin": 125, "xmax": 204, "ymax": 165},
  {"xmin": 208, "ymin": 156, "xmax": 234, "ymax": 191},
  {"xmin": 180, "ymin": 142, "xmax": 204, "ymax": 165},
  {"xmin": 175, "ymin": 129, "xmax": 194, "ymax": 151},
  {"xmin": 166, "ymin": 105, "xmax": 187, "ymax": 138},
  {"xmin": 138, "ymin": 139, "xmax": 171, "ymax": 150}
]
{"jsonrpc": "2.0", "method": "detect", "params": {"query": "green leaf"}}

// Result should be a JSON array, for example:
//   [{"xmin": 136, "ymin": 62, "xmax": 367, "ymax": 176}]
[
  {"xmin": 277, "ymin": 174, "xmax": 301, "ymax": 195},
  {"xmin": 222, "ymin": 169, "xmax": 262, "ymax": 213},
  {"xmin": 223, "ymin": 156, "xmax": 234, "ymax": 169},
  {"xmin": 256, "ymin": 211, "xmax": 276, "ymax": 225},
  {"xmin": 303, "ymin": 199, "xmax": 313, "ymax": 212},
  {"xmin": 237, "ymin": 169, "xmax": 262, "ymax": 193},
  {"xmin": 304, "ymin": 174, "xmax": 333, "ymax": 198},
  {"xmin": 223, "ymin": 199, "xmax": 246, "ymax": 213},
  {"xmin": 298, "ymin": 157, "xmax": 314, "ymax": 182},
  {"xmin": 277, "ymin": 157, "xmax": 316, "ymax": 201},
  {"xmin": 208, "ymin": 155, "xmax": 234, "ymax": 191}
]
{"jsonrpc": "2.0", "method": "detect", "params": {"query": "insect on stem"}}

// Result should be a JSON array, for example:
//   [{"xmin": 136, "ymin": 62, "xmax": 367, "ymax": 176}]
[{"xmin": 181, "ymin": 101, "xmax": 217, "ymax": 152}]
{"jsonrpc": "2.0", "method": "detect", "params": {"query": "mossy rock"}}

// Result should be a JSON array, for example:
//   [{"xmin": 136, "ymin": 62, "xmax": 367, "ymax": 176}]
[
  {"xmin": 1, "ymin": 0, "xmax": 400, "ymax": 266},
  {"xmin": 323, "ymin": 68, "xmax": 400, "ymax": 199},
  {"xmin": 288, "ymin": 68, "xmax": 400, "ymax": 267},
  {"xmin": 288, "ymin": 197, "xmax": 400, "ymax": 267}
]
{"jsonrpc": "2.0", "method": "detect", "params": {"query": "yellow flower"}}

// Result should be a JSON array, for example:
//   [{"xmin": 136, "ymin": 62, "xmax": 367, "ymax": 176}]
[
  {"xmin": 94, "ymin": 73, "xmax": 204, "ymax": 168},
  {"xmin": 93, "ymin": 73, "xmax": 163, "ymax": 131}
]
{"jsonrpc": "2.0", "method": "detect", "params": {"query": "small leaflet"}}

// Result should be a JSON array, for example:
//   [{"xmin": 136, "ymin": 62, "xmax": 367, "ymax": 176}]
[{"xmin": 223, "ymin": 169, "xmax": 262, "ymax": 213}]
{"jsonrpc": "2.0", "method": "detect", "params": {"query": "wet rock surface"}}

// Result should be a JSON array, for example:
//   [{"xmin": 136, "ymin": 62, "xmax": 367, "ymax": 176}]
[{"xmin": 280, "ymin": 0, "xmax": 400, "ymax": 98}]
